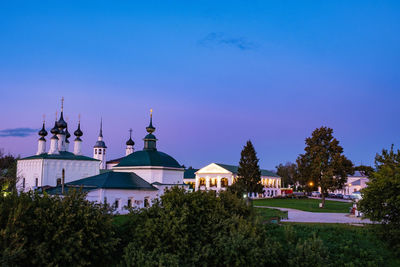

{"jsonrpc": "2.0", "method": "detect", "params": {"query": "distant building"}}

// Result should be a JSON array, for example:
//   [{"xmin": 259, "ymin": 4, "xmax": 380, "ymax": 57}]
[
  {"xmin": 334, "ymin": 171, "xmax": 369, "ymax": 195},
  {"xmin": 187, "ymin": 163, "xmax": 281, "ymax": 197}
]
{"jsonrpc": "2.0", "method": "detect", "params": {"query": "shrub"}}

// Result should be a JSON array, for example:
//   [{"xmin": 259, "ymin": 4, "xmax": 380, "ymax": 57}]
[{"xmin": 0, "ymin": 190, "xmax": 118, "ymax": 266}]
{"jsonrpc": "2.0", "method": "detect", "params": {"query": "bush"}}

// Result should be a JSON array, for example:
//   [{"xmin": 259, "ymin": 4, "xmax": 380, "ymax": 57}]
[
  {"xmin": 119, "ymin": 187, "xmax": 282, "ymax": 266},
  {"xmin": 0, "ymin": 190, "xmax": 118, "ymax": 266}
]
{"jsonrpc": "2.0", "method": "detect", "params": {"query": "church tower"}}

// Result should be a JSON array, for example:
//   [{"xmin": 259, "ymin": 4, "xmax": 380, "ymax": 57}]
[
  {"xmin": 93, "ymin": 119, "xmax": 107, "ymax": 169},
  {"xmin": 56, "ymin": 97, "xmax": 68, "ymax": 152},
  {"xmin": 125, "ymin": 128, "xmax": 135, "ymax": 156},
  {"xmin": 49, "ymin": 114, "xmax": 60, "ymax": 154},
  {"xmin": 36, "ymin": 117, "xmax": 48, "ymax": 155},
  {"xmin": 73, "ymin": 116, "xmax": 83, "ymax": 155},
  {"xmin": 143, "ymin": 109, "xmax": 158, "ymax": 150}
]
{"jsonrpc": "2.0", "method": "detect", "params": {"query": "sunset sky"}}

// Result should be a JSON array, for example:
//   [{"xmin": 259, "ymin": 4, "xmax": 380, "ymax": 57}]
[{"xmin": 1, "ymin": 1, "xmax": 399, "ymax": 169}]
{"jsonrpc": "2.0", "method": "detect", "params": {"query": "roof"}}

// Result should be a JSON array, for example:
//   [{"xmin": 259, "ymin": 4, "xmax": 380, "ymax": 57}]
[
  {"xmin": 115, "ymin": 150, "xmax": 182, "ymax": 169},
  {"xmin": 216, "ymin": 163, "xmax": 279, "ymax": 177},
  {"xmin": 21, "ymin": 151, "xmax": 99, "ymax": 161},
  {"xmin": 184, "ymin": 168, "xmax": 198, "ymax": 179},
  {"xmin": 106, "ymin": 157, "xmax": 124, "ymax": 164},
  {"xmin": 151, "ymin": 182, "xmax": 188, "ymax": 186},
  {"xmin": 46, "ymin": 171, "xmax": 158, "ymax": 194},
  {"xmin": 351, "ymin": 171, "xmax": 369, "ymax": 177},
  {"xmin": 94, "ymin": 140, "xmax": 107, "ymax": 148}
]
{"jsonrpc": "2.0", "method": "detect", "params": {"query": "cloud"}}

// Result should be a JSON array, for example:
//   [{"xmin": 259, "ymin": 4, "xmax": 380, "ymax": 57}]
[
  {"xmin": 0, "ymin": 128, "xmax": 38, "ymax": 137},
  {"xmin": 198, "ymin": 32, "xmax": 257, "ymax": 51}
]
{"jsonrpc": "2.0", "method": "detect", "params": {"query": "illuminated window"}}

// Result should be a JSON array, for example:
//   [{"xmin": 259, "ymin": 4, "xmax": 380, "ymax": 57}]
[
  {"xmin": 221, "ymin": 178, "xmax": 228, "ymax": 187},
  {"xmin": 199, "ymin": 178, "xmax": 206, "ymax": 186}
]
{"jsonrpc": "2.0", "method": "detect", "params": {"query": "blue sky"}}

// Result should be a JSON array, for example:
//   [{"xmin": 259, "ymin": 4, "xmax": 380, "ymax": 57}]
[{"xmin": 0, "ymin": 1, "xmax": 399, "ymax": 169}]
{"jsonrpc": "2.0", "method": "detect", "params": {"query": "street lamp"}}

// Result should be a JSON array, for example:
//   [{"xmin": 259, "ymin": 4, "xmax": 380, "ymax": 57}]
[{"xmin": 309, "ymin": 182, "xmax": 314, "ymax": 187}]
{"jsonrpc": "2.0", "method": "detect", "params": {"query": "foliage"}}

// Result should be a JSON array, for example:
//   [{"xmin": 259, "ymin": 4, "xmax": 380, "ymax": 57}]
[
  {"xmin": 0, "ymin": 190, "xmax": 118, "ymax": 266},
  {"xmin": 358, "ymin": 145, "xmax": 400, "ymax": 255},
  {"xmin": 296, "ymin": 127, "xmax": 354, "ymax": 207},
  {"xmin": 229, "ymin": 140, "xmax": 263, "ymax": 196},
  {"xmin": 0, "ymin": 150, "xmax": 18, "ymax": 194},
  {"xmin": 254, "ymin": 207, "xmax": 288, "ymax": 221},
  {"xmin": 265, "ymin": 223, "xmax": 398, "ymax": 267},
  {"xmin": 253, "ymin": 198, "xmax": 352, "ymax": 213},
  {"xmin": 120, "ymin": 187, "xmax": 282, "ymax": 266},
  {"xmin": 276, "ymin": 162, "xmax": 298, "ymax": 187}
]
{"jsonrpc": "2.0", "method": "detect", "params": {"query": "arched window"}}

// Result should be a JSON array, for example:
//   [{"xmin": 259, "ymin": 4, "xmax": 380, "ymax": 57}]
[
  {"xmin": 22, "ymin": 178, "xmax": 26, "ymax": 189},
  {"xmin": 99, "ymin": 149, "xmax": 102, "ymax": 155},
  {"xmin": 56, "ymin": 178, "xmax": 61, "ymax": 186},
  {"xmin": 210, "ymin": 178, "xmax": 217, "ymax": 187},
  {"xmin": 114, "ymin": 199, "xmax": 119, "ymax": 209},
  {"xmin": 95, "ymin": 149, "xmax": 97, "ymax": 154},
  {"xmin": 221, "ymin": 178, "xmax": 228, "ymax": 188},
  {"xmin": 35, "ymin": 178, "xmax": 38, "ymax": 187},
  {"xmin": 199, "ymin": 178, "xmax": 206, "ymax": 186}
]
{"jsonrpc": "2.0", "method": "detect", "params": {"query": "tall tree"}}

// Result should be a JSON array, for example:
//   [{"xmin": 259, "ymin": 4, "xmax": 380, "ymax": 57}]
[
  {"xmin": 358, "ymin": 145, "xmax": 400, "ymax": 255},
  {"xmin": 354, "ymin": 165, "xmax": 374, "ymax": 177},
  {"xmin": 276, "ymin": 162, "xmax": 298, "ymax": 188},
  {"xmin": 296, "ymin": 127, "xmax": 353, "ymax": 207},
  {"xmin": 230, "ymin": 140, "xmax": 263, "ymax": 197}
]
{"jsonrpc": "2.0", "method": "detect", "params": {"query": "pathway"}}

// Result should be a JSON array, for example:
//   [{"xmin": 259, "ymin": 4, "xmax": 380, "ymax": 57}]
[{"xmin": 255, "ymin": 206, "xmax": 375, "ymax": 224}]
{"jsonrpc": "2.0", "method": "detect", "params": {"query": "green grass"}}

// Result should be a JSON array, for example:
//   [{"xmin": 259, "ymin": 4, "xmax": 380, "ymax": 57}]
[
  {"xmin": 254, "ymin": 207, "xmax": 288, "ymax": 221},
  {"xmin": 253, "ymin": 198, "xmax": 352, "ymax": 213},
  {"xmin": 113, "ymin": 214, "xmax": 130, "ymax": 226},
  {"xmin": 265, "ymin": 223, "xmax": 400, "ymax": 267}
]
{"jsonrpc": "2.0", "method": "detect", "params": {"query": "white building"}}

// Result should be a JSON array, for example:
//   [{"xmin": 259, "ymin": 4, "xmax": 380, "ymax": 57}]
[
  {"xmin": 17, "ymin": 99, "xmax": 100, "ymax": 192},
  {"xmin": 334, "ymin": 171, "xmax": 369, "ymax": 195},
  {"xmin": 189, "ymin": 163, "xmax": 281, "ymax": 197},
  {"xmin": 45, "ymin": 109, "xmax": 186, "ymax": 213}
]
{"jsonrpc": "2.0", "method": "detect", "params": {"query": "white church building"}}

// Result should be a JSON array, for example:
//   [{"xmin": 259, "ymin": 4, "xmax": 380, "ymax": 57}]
[{"xmin": 17, "ymin": 100, "xmax": 186, "ymax": 213}]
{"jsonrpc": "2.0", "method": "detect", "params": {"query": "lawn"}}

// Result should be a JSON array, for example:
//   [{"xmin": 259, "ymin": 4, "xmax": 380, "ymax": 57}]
[
  {"xmin": 253, "ymin": 198, "xmax": 352, "ymax": 213},
  {"xmin": 254, "ymin": 207, "xmax": 288, "ymax": 221},
  {"xmin": 266, "ymin": 223, "xmax": 400, "ymax": 267}
]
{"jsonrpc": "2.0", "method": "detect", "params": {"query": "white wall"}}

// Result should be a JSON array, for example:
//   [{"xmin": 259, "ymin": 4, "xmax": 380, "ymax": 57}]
[
  {"xmin": 86, "ymin": 188, "xmax": 159, "ymax": 214},
  {"xmin": 17, "ymin": 159, "xmax": 100, "ymax": 191}
]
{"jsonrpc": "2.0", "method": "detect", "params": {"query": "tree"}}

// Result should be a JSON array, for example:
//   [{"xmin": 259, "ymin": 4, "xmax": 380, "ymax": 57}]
[
  {"xmin": 358, "ymin": 145, "xmax": 400, "ymax": 255},
  {"xmin": 229, "ymin": 140, "xmax": 263, "ymax": 197},
  {"xmin": 0, "ymin": 150, "xmax": 18, "ymax": 195},
  {"xmin": 276, "ymin": 162, "xmax": 298, "ymax": 188},
  {"xmin": 0, "ymin": 190, "xmax": 119, "ymax": 266},
  {"xmin": 296, "ymin": 127, "xmax": 353, "ymax": 207},
  {"xmin": 120, "ymin": 187, "xmax": 282, "ymax": 266}
]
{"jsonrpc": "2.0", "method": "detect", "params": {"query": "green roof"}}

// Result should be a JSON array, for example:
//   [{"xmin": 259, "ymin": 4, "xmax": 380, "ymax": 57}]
[
  {"xmin": 184, "ymin": 168, "xmax": 198, "ymax": 179},
  {"xmin": 115, "ymin": 150, "xmax": 182, "ymax": 169},
  {"xmin": 46, "ymin": 171, "xmax": 157, "ymax": 194},
  {"xmin": 216, "ymin": 163, "xmax": 279, "ymax": 177},
  {"xmin": 21, "ymin": 151, "xmax": 99, "ymax": 161}
]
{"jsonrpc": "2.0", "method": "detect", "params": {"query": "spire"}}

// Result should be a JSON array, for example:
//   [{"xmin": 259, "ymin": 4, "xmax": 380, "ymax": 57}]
[
  {"xmin": 74, "ymin": 114, "xmax": 83, "ymax": 141},
  {"xmin": 146, "ymin": 109, "xmax": 156, "ymax": 134},
  {"xmin": 99, "ymin": 117, "xmax": 103, "ymax": 138},
  {"xmin": 38, "ymin": 115, "xmax": 48, "ymax": 140},
  {"xmin": 144, "ymin": 109, "xmax": 157, "ymax": 151},
  {"xmin": 50, "ymin": 111, "xmax": 60, "ymax": 136},
  {"xmin": 126, "ymin": 128, "xmax": 135, "ymax": 146},
  {"xmin": 57, "ymin": 97, "xmax": 67, "ymax": 130}
]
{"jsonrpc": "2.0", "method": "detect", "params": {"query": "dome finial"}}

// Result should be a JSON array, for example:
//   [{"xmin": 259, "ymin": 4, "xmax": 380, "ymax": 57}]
[
  {"xmin": 99, "ymin": 117, "xmax": 103, "ymax": 138},
  {"xmin": 57, "ymin": 98, "xmax": 67, "ymax": 130},
  {"xmin": 146, "ymin": 109, "xmax": 155, "ymax": 134},
  {"xmin": 61, "ymin": 96, "xmax": 64, "ymax": 112}
]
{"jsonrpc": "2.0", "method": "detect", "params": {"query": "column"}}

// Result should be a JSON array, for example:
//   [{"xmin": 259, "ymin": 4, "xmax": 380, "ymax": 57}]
[
  {"xmin": 206, "ymin": 176, "xmax": 210, "ymax": 190},
  {"xmin": 217, "ymin": 176, "xmax": 221, "ymax": 191},
  {"xmin": 195, "ymin": 176, "xmax": 199, "ymax": 191}
]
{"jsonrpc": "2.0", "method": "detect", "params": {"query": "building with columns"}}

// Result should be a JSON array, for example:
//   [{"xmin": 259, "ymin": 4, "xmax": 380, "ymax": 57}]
[
  {"xmin": 192, "ymin": 163, "xmax": 282, "ymax": 197},
  {"xmin": 93, "ymin": 119, "xmax": 107, "ymax": 169}
]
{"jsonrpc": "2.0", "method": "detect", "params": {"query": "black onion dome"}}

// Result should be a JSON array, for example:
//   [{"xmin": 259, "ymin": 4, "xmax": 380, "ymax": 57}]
[
  {"xmin": 126, "ymin": 138, "xmax": 135, "ymax": 146},
  {"xmin": 74, "ymin": 123, "xmax": 83, "ymax": 137},
  {"xmin": 50, "ymin": 121, "xmax": 59, "ymax": 135},
  {"xmin": 38, "ymin": 122, "xmax": 48, "ymax": 137},
  {"xmin": 65, "ymin": 127, "xmax": 71, "ymax": 139},
  {"xmin": 57, "ymin": 112, "xmax": 67, "ymax": 130}
]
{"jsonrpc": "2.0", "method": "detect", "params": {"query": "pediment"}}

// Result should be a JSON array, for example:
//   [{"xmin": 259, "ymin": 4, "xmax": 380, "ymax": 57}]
[{"xmin": 196, "ymin": 163, "xmax": 232, "ymax": 175}]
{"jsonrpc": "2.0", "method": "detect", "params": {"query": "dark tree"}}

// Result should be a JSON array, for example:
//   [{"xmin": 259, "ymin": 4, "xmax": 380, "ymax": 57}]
[
  {"xmin": 230, "ymin": 140, "xmax": 263, "ymax": 197},
  {"xmin": 296, "ymin": 127, "xmax": 353, "ymax": 207},
  {"xmin": 0, "ymin": 150, "xmax": 18, "ymax": 194},
  {"xmin": 358, "ymin": 145, "xmax": 400, "ymax": 255},
  {"xmin": 276, "ymin": 162, "xmax": 298, "ymax": 188}
]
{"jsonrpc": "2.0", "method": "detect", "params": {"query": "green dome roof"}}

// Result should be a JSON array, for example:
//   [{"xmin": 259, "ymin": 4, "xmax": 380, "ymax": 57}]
[{"xmin": 116, "ymin": 150, "xmax": 182, "ymax": 168}]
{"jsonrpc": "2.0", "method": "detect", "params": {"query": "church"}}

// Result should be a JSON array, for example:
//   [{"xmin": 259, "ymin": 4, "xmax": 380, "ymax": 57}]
[
  {"xmin": 17, "ymin": 98, "xmax": 282, "ymax": 213},
  {"xmin": 17, "ymin": 99, "xmax": 186, "ymax": 213}
]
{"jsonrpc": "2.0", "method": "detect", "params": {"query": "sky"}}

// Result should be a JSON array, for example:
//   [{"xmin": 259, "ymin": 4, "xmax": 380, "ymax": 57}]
[{"xmin": 0, "ymin": 1, "xmax": 399, "ymax": 169}]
